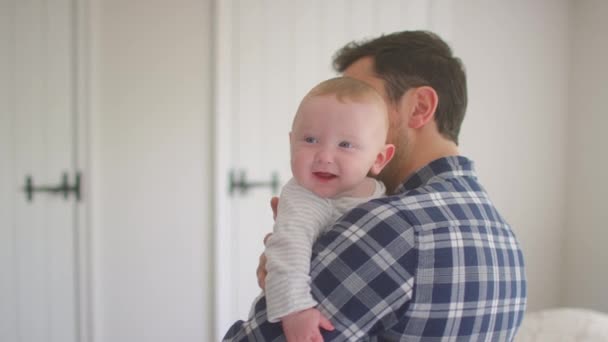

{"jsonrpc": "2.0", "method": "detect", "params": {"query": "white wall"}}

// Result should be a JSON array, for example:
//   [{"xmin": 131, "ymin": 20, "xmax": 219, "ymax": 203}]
[
  {"xmin": 0, "ymin": 2, "xmax": 16, "ymax": 340},
  {"xmin": 563, "ymin": 0, "xmax": 608, "ymax": 313},
  {"xmin": 90, "ymin": 0, "xmax": 213, "ymax": 341},
  {"xmin": 453, "ymin": 0, "xmax": 570, "ymax": 312}
]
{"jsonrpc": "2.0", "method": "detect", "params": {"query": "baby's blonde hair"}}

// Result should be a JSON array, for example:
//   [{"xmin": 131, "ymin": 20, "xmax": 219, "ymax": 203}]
[{"xmin": 294, "ymin": 77, "xmax": 389, "ymax": 133}]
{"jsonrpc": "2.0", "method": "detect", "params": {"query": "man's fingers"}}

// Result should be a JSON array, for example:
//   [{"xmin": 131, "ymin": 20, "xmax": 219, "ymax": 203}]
[
  {"xmin": 318, "ymin": 314, "xmax": 335, "ymax": 331},
  {"xmin": 270, "ymin": 197, "xmax": 279, "ymax": 220},
  {"xmin": 260, "ymin": 196, "xmax": 278, "ymax": 291},
  {"xmin": 257, "ymin": 252, "xmax": 267, "ymax": 290},
  {"xmin": 263, "ymin": 233, "xmax": 272, "ymax": 245}
]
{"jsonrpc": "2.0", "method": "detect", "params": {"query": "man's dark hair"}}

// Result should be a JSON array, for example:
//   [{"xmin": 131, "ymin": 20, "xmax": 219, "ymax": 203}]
[{"xmin": 333, "ymin": 30, "xmax": 467, "ymax": 144}]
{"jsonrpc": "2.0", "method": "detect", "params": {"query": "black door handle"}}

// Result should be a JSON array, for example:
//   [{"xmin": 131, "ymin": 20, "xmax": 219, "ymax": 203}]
[
  {"xmin": 23, "ymin": 172, "xmax": 81, "ymax": 202},
  {"xmin": 229, "ymin": 170, "xmax": 279, "ymax": 196}
]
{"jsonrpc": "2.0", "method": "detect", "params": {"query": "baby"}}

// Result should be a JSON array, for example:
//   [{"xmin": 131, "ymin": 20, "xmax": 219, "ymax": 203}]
[{"xmin": 263, "ymin": 76, "xmax": 395, "ymax": 340}]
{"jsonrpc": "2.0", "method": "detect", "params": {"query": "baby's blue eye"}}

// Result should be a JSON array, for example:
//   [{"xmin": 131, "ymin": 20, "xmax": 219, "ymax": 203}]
[
  {"xmin": 339, "ymin": 141, "xmax": 353, "ymax": 148},
  {"xmin": 304, "ymin": 136, "xmax": 317, "ymax": 144}
]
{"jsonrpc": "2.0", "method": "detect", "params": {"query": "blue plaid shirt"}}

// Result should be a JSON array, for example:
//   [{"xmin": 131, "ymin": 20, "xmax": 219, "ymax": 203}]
[{"xmin": 224, "ymin": 156, "xmax": 527, "ymax": 341}]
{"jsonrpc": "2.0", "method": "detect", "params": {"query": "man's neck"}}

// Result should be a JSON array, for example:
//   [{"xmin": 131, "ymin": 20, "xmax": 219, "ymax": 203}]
[{"xmin": 402, "ymin": 134, "xmax": 460, "ymax": 183}]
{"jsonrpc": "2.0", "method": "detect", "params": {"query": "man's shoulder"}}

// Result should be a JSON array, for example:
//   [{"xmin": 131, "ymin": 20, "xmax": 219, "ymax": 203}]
[
  {"xmin": 339, "ymin": 175, "xmax": 504, "ymax": 234},
  {"xmin": 341, "ymin": 195, "xmax": 405, "ymax": 220},
  {"xmin": 305, "ymin": 194, "xmax": 419, "ymax": 260},
  {"xmin": 312, "ymin": 194, "xmax": 419, "ymax": 275},
  {"xmin": 344, "ymin": 182, "xmax": 467, "ymax": 217}
]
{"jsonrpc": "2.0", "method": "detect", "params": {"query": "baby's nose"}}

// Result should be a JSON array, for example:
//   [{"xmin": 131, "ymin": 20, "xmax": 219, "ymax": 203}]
[{"xmin": 314, "ymin": 148, "xmax": 333, "ymax": 164}]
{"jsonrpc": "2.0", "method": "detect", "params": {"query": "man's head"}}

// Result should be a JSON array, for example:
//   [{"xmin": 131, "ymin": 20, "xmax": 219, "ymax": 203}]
[
  {"xmin": 290, "ymin": 77, "xmax": 395, "ymax": 198},
  {"xmin": 333, "ymin": 30, "xmax": 467, "ymax": 193}
]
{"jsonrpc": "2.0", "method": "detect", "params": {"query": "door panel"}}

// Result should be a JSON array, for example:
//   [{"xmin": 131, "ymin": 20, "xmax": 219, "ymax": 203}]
[
  {"xmin": 215, "ymin": 0, "xmax": 453, "ymax": 335},
  {"xmin": 1, "ymin": 1, "xmax": 79, "ymax": 341}
]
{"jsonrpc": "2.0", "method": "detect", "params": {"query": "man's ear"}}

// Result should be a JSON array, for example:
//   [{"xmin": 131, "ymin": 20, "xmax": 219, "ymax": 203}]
[
  {"xmin": 407, "ymin": 86, "xmax": 438, "ymax": 129},
  {"xmin": 370, "ymin": 144, "xmax": 396, "ymax": 175}
]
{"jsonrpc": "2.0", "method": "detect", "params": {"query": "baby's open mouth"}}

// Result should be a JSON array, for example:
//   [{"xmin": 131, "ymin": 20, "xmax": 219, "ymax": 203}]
[{"xmin": 313, "ymin": 172, "xmax": 337, "ymax": 180}]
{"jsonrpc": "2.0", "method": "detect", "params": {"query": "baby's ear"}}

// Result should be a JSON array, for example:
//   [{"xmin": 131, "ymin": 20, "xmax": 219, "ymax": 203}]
[{"xmin": 370, "ymin": 144, "xmax": 395, "ymax": 175}]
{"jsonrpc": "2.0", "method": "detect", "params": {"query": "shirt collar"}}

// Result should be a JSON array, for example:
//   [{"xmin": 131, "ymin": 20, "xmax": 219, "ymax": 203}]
[{"xmin": 396, "ymin": 156, "xmax": 477, "ymax": 193}]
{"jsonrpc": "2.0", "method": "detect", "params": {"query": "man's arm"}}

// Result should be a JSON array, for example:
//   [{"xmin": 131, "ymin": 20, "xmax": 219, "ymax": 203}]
[
  {"xmin": 307, "ymin": 200, "xmax": 418, "ymax": 340},
  {"xmin": 223, "ymin": 199, "xmax": 417, "ymax": 340},
  {"xmin": 222, "ymin": 295, "xmax": 284, "ymax": 342}
]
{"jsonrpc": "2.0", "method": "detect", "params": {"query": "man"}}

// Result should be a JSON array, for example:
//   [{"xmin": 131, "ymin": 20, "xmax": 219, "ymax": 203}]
[{"xmin": 224, "ymin": 30, "xmax": 527, "ymax": 341}]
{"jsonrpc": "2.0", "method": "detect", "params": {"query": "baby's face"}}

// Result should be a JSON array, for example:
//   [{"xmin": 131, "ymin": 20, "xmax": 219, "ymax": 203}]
[{"xmin": 290, "ymin": 94, "xmax": 388, "ymax": 198}]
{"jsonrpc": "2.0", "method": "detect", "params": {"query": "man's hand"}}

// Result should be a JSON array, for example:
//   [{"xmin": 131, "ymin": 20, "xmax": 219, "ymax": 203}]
[
  {"xmin": 257, "ymin": 197, "xmax": 279, "ymax": 290},
  {"xmin": 282, "ymin": 308, "xmax": 334, "ymax": 342},
  {"xmin": 256, "ymin": 233, "xmax": 272, "ymax": 289},
  {"xmin": 270, "ymin": 196, "xmax": 279, "ymax": 220}
]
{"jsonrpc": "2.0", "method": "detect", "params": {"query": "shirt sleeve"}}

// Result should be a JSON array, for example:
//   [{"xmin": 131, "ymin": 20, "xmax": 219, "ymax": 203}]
[
  {"xmin": 309, "ymin": 199, "xmax": 417, "ymax": 340},
  {"xmin": 264, "ymin": 179, "xmax": 335, "ymax": 322},
  {"xmin": 222, "ymin": 199, "xmax": 418, "ymax": 341}
]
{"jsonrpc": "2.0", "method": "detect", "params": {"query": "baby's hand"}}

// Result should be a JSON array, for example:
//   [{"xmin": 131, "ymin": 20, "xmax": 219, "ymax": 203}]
[{"xmin": 282, "ymin": 308, "xmax": 334, "ymax": 342}]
